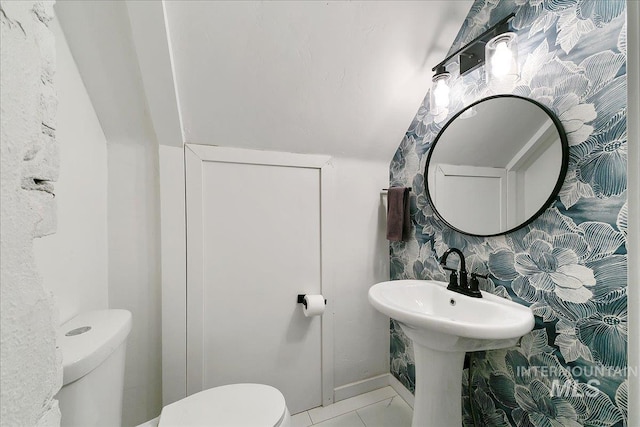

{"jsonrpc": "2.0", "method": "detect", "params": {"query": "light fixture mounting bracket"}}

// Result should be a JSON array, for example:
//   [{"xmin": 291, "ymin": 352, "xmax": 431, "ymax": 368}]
[{"xmin": 432, "ymin": 13, "xmax": 515, "ymax": 76}]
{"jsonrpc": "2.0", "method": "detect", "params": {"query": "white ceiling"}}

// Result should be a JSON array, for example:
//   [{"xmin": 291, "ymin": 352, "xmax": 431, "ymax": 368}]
[{"xmin": 56, "ymin": 0, "xmax": 473, "ymax": 162}]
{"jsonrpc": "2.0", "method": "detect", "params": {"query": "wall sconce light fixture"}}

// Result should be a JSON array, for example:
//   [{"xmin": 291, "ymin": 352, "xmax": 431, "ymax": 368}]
[
  {"xmin": 485, "ymin": 32, "xmax": 518, "ymax": 83},
  {"xmin": 431, "ymin": 12, "xmax": 517, "ymax": 98},
  {"xmin": 430, "ymin": 65, "xmax": 451, "ymax": 112}
]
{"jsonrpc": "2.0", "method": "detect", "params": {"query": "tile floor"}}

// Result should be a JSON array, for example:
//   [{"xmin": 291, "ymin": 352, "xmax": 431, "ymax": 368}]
[{"xmin": 291, "ymin": 387, "xmax": 413, "ymax": 427}]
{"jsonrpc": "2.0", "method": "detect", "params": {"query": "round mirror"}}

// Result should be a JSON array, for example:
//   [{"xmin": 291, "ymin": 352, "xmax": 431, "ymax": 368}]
[{"xmin": 425, "ymin": 95, "xmax": 568, "ymax": 237}]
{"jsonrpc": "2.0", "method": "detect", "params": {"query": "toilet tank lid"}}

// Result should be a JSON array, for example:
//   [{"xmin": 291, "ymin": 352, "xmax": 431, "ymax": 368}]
[
  {"xmin": 58, "ymin": 309, "xmax": 132, "ymax": 385},
  {"xmin": 158, "ymin": 384, "xmax": 287, "ymax": 427}
]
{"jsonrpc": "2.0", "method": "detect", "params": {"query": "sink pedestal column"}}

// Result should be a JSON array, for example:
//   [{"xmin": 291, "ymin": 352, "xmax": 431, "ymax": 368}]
[
  {"xmin": 412, "ymin": 344, "xmax": 465, "ymax": 427},
  {"xmin": 370, "ymin": 281, "xmax": 535, "ymax": 426},
  {"xmin": 400, "ymin": 324, "xmax": 467, "ymax": 427}
]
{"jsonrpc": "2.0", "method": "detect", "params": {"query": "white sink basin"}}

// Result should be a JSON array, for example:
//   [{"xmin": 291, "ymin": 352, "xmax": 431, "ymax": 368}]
[
  {"xmin": 369, "ymin": 279, "xmax": 535, "ymax": 427},
  {"xmin": 368, "ymin": 279, "xmax": 534, "ymax": 351}
]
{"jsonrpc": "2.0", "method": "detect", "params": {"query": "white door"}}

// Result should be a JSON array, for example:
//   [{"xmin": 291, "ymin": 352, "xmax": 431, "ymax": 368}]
[
  {"xmin": 185, "ymin": 145, "xmax": 334, "ymax": 414},
  {"xmin": 432, "ymin": 163, "xmax": 507, "ymax": 235}
]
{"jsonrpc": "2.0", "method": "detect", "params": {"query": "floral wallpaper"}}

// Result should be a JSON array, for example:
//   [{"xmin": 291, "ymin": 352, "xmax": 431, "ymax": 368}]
[{"xmin": 388, "ymin": 1, "xmax": 628, "ymax": 426}]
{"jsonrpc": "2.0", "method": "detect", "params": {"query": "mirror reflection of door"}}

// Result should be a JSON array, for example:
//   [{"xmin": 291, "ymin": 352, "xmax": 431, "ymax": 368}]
[
  {"xmin": 425, "ymin": 95, "xmax": 567, "ymax": 236},
  {"xmin": 506, "ymin": 120, "xmax": 561, "ymax": 227},
  {"xmin": 429, "ymin": 164, "xmax": 506, "ymax": 235}
]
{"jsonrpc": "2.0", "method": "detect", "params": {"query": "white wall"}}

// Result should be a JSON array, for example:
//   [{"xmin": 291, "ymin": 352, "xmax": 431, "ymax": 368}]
[
  {"xmin": 54, "ymin": 3, "xmax": 164, "ymax": 424},
  {"xmin": 160, "ymin": 152, "xmax": 391, "ymax": 403},
  {"xmin": 158, "ymin": 146, "xmax": 187, "ymax": 405},
  {"xmin": 329, "ymin": 157, "xmax": 391, "ymax": 388},
  {"xmin": 0, "ymin": 1, "xmax": 61, "ymax": 425},
  {"xmin": 34, "ymin": 17, "xmax": 109, "ymax": 325},
  {"xmin": 108, "ymin": 139, "xmax": 163, "ymax": 427},
  {"xmin": 56, "ymin": 1, "xmax": 469, "ymax": 421},
  {"xmin": 163, "ymin": 1, "xmax": 473, "ymax": 162},
  {"xmin": 520, "ymin": 139, "xmax": 557, "ymax": 221}
]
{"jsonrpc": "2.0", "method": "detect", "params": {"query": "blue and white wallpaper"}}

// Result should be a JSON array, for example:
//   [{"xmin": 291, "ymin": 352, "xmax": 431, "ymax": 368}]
[{"xmin": 388, "ymin": 1, "xmax": 628, "ymax": 425}]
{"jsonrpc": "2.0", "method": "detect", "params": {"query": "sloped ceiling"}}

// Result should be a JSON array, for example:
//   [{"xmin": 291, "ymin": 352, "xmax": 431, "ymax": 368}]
[{"xmin": 56, "ymin": 0, "xmax": 472, "ymax": 162}]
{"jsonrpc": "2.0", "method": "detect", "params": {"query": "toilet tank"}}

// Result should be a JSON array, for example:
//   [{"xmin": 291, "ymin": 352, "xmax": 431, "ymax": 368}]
[{"xmin": 56, "ymin": 310, "xmax": 132, "ymax": 427}]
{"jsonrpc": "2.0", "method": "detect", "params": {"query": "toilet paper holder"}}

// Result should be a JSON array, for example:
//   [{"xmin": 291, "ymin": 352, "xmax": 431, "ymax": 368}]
[{"xmin": 297, "ymin": 294, "xmax": 327, "ymax": 308}]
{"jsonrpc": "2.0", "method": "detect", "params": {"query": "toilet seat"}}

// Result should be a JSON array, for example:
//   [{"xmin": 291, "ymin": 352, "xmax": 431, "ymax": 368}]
[{"xmin": 157, "ymin": 384, "xmax": 289, "ymax": 427}]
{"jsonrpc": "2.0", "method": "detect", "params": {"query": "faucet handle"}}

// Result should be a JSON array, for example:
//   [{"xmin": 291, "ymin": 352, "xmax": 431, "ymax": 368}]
[
  {"xmin": 468, "ymin": 272, "xmax": 488, "ymax": 297},
  {"xmin": 444, "ymin": 268, "xmax": 459, "ymax": 290}
]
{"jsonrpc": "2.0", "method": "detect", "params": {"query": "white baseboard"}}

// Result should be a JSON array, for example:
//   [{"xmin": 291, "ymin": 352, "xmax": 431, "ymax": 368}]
[
  {"xmin": 333, "ymin": 373, "xmax": 391, "ymax": 403},
  {"xmin": 388, "ymin": 374, "xmax": 414, "ymax": 409}
]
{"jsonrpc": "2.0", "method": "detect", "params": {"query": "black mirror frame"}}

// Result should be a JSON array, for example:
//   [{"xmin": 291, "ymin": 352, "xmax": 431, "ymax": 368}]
[{"xmin": 424, "ymin": 94, "xmax": 569, "ymax": 237}]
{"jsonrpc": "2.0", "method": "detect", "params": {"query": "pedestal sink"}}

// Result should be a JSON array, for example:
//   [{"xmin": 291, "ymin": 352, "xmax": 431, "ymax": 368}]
[{"xmin": 369, "ymin": 280, "xmax": 534, "ymax": 427}]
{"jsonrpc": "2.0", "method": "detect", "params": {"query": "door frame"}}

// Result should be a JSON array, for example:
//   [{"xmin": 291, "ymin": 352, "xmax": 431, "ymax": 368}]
[
  {"xmin": 431, "ymin": 163, "xmax": 508, "ymax": 231},
  {"xmin": 161, "ymin": 144, "xmax": 335, "ymax": 407}
]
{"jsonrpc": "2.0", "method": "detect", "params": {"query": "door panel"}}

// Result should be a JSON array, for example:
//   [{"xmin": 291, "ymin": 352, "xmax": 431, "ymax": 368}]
[
  {"xmin": 201, "ymin": 162, "xmax": 321, "ymax": 413},
  {"xmin": 433, "ymin": 164, "xmax": 506, "ymax": 235},
  {"xmin": 185, "ymin": 146, "xmax": 332, "ymax": 414}
]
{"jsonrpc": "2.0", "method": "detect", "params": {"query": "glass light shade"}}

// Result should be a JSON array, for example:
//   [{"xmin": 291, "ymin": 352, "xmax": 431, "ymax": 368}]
[
  {"xmin": 430, "ymin": 72, "xmax": 451, "ymax": 112},
  {"xmin": 485, "ymin": 32, "xmax": 518, "ymax": 84}
]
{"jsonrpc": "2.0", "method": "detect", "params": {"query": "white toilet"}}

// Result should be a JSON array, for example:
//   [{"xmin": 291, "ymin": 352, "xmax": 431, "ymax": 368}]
[{"xmin": 56, "ymin": 310, "xmax": 291, "ymax": 427}]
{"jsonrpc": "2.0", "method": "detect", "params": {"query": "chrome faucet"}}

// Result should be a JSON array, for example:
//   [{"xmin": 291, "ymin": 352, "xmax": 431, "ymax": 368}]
[{"xmin": 440, "ymin": 248, "xmax": 484, "ymax": 298}]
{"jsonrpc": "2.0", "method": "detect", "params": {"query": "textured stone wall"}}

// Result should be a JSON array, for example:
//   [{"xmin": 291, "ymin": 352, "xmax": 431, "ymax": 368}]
[{"xmin": 0, "ymin": 1, "xmax": 62, "ymax": 425}]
